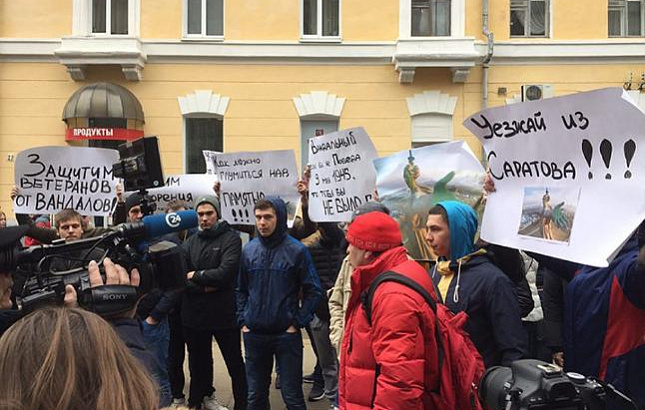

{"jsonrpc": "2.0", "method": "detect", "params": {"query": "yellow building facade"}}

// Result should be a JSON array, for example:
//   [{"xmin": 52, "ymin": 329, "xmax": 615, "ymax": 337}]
[{"xmin": 2, "ymin": 0, "xmax": 645, "ymax": 213}]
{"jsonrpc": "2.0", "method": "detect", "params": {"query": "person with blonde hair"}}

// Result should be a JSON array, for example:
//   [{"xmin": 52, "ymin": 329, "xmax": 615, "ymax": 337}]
[{"xmin": 0, "ymin": 306, "xmax": 159, "ymax": 410}]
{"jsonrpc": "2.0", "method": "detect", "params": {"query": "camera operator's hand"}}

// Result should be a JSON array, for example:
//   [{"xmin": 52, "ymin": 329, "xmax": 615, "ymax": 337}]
[{"xmin": 64, "ymin": 258, "xmax": 140, "ymax": 309}]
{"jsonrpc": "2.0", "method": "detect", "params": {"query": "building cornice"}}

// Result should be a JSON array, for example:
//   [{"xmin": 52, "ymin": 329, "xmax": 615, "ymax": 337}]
[{"xmin": 4, "ymin": 38, "xmax": 645, "ymax": 72}]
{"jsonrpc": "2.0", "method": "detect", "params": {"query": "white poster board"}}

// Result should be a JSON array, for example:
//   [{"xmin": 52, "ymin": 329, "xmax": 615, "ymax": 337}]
[
  {"xmin": 464, "ymin": 87, "xmax": 645, "ymax": 267},
  {"xmin": 135, "ymin": 174, "xmax": 218, "ymax": 213},
  {"xmin": 216, "ymin": 150, "xmax": 300, "ymax": 225},
  {"xmin": 308, "ymin": 127, "xmax": 378, "ymax": 222},
  {"xmin": 13, "ymin": 146, "xmax": 119, "ymax": 216},
  {"xmin": 203, "ymin": 150, "xmax": 221, "ymax": 175},
  {"xmin": 374, "ymin": 141, "xmax": 485, "ymax": 260}
]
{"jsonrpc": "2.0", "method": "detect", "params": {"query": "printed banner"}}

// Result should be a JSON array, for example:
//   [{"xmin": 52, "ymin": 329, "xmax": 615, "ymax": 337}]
[
  {"xmin": 14, "ymin": 146, "xmax": 119, "ymax": 216},
  {"xmin": 128, "ymin": 174, "xmax": 218, "ymax": 213},
  {"xmin": 464, "ymin": 87, "xmax": 645, "ymax": 267},
  {"xmin": 216, "ymin": 150, "xmax": 300, "ymax": 225},
  {"xmin": 308, "ymin": 127, "xmax": 378, "ymax": 222},
  {"xmin": 374, "ymin": 141, "xmax": 485, "ymax": 261}
]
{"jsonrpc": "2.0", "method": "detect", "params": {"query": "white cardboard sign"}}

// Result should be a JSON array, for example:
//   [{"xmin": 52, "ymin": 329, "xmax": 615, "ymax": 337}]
[
  {"xmin": 216, "ymin": 150, "xmax": 300, "ymax": 225},
  {"xmin": 140, "ymin": 174, "xmax": 218, "ymax": 213},
  {"xmin": 14, "ymin": 146, "xmax": 119, "ymax": 216},
  {"xmin": 464, "ymin": 87, "xmax": 645, "ymax": 267},
  {"xmin": 308, "ymin": 127, "xmax": 378, "ymax": 222}
]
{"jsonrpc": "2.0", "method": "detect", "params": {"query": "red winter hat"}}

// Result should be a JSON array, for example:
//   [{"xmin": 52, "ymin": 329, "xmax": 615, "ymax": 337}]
[{"xmin": 346, "ymin": 211, "xmax": 402, "ymax": 252}]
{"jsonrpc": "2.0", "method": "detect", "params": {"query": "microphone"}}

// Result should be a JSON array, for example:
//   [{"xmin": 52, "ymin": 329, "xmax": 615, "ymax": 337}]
[{"xmin": 118, "ymin": 210, "xmax": 199, "ymax": 239}]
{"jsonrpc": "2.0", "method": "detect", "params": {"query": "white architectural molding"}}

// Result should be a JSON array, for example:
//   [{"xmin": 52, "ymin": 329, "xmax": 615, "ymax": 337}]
[
  {"xmin": 488, "ymin": 40, "xmax": 645, "ymax": 65},
  {"xmin": 406, "ymin": 90, "xmax": 457, "ymax": 117},
  {"xmin": 393, "ymin": 37, "xmax": 478, "ymax": 83},
  {"xmin": 293, "ymin": 91, "xmax": 346, "ymax": 118},
  {"xmin": 54, "ymin": 37, "xmax": 146, "ymax": 81},
  {"xmin": 9, "ymin": 38, "xmax": 645, "ymax": 67},
  {"xmin": 178, "ymin": 90, "xmax": 230, "ymax": 117}
]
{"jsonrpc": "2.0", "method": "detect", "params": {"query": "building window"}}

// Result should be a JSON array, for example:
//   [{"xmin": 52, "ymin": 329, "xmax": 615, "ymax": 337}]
[
  {"xmin": 185, "ymin": 118, "xmax": 223, "ymax": 174},
  {"xmin": 411, "ymin": 0, "xmax": 450, "ymax": 36},
  {"xmin": 510, "ymin": 0, "xmax": 549, "ymax": 37},
  {"xmin": 302, "ymin": 0, "xmax": 340, "ymax": 38},
  {"xmin": 411, "ymin": 113, "xmax": 453, "ymax": 147},
  {"xmin": 92, "ymin": 0, "xmax": 129, "ymax": 34},
  {"xmin": 609, "ymin": 0, "xmax": 645, "ymax": 36},
  {"xmin": 300, "ymin": 119, "xmax": 339, "ymax": 168},
  {"xmin": 185, "ymin": 0, "xmax": 224, "ymax": 37}
]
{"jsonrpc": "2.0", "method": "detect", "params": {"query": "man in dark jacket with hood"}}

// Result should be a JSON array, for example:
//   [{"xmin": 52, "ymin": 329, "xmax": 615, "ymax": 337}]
[
  {"xmin": 237, "ymin": 196, "xmax": 322, "ymax": 410},
  {"xmin": 425, "ymin": 200, "xmax": 526, "ymax": 367},
  {"xmin": 182, "ymin": 195, "xmax": 246, "ymax": 410}
]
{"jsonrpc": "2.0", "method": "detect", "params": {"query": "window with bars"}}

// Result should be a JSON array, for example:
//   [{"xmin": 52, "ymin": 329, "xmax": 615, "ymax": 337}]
[
  {"xmin": 185, "ymin": 118, "xmax": 223, "ymax": 174},
  {"xmin": 609, "ymin": 0, "xmax": 645, "ymax": 36},
  {"xmin": 411, "ymin": 0, "xmax": 451, "ymax": 37},
  {"xmin": 186, "ymin": 0, "xmax": 224, "ymax": 37},
  {"xmin": 302, "ymin": 0, "xmax": 340, "ymax": 38},
  {"xmin": 92, "ymin": 0, "xmax": 129, "ymax": 35},
  {"xmin": 510, "ymin": 0, "xmax": 549, "ymax": 37}
]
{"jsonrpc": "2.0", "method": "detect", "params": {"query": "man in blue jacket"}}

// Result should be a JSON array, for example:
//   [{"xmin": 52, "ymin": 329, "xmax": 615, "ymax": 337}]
[
  {"xmin": 425, "ymin": 200, "xmax": 526, "ymax": 367},
  {"xmin": 237, "ymin": 197, "xmax": 322, "ymax": 410}
]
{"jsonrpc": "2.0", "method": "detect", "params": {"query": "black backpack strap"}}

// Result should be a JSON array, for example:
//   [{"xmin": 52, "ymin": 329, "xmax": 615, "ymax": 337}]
[{"xmin": 361, "ymin": 270, "xmax": 445, "ymax": 389}]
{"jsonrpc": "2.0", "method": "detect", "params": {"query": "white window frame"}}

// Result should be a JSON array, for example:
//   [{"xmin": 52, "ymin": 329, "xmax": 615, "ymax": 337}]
[
  {"xmin": 300, "ymin": 0, "xmax": 342, "ymax": 41},
  {"xmin": 399, "ymin": 0, "xmax": 464, "ymax": 38},
  {"xmin": 609, "ymin": 0, "xmax": 645, "ymax": 37},
  {"xmin": 72, "ymin": 0, "xmax": 140, "ymax": 36},
  {"xmin": 510, "ymin": 0, "xmax": 551, "ymax": 38},
  {"xmin": 183, "ymin": 0, "xmax": 225, "ymax": 39}
]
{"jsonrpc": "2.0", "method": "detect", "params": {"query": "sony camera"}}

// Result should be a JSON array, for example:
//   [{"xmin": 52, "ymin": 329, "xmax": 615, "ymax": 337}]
[
  {"xmin": 0, "ymin": 211, "xmax": 196, "ymax": 316},
  {"xmin": 479, "ymin": 359, "xmax": 639, "ymax": 410}
]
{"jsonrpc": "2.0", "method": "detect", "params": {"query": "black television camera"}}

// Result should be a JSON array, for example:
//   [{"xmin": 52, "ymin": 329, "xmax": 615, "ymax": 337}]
[
  {"xmin": 0, "ymin": 211, "xmax": 196, "ymax": 316},
  {"xmin": 112, "ymin": 136, "xmax": 165, "ymax": 216},
  {"xmin": 479, "ymin": 359, "xmax": 639, "ymax": 410}
]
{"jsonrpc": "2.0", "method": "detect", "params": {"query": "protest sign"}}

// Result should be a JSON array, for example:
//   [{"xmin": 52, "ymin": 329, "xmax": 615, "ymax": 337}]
[
  {"xmin": 464, "ymin": 87, "xmax": 645, "ymax": 267},
  {"xmin": 14, "ymin": 146, "xmax": 119, "ymax": 216},
  {"xmin": 203, "ymin": 150, "xmax": 220, "ymax": 175},
  {"xmin": 127, "ymin": 174, "xmax": 218, "ymax": 213},
  {"xmin": 216, "ymin": 150, "xmax": 300, "ymax": 225},
  {"xmin": 374, "ymin": 141, "xmax": 485, "ymax": 260},
  {"xmin": 307, "ymin": 127, "xmax": 378, "ymax": 222}
]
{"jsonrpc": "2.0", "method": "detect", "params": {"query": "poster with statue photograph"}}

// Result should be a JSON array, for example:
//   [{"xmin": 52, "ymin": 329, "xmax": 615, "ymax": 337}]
[
  {"xmin": 373, "ymin": 141, "xmax": 486, "ymax": 261},
  {"xmin": 464, "ymin": 87, "xmax": 645, "ymax": 267}
]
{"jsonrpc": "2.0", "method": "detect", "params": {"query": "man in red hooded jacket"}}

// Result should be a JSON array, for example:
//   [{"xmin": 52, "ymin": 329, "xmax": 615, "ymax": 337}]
[{"xmin": 338, "ymin": 211, "xmax": 440, "ymax": 410}]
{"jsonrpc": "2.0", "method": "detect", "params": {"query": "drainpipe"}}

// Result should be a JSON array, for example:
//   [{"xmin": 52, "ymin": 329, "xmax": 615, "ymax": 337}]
[{"xmin": 481, "ymin": 0, "xmax": 494, "ymax": 166}]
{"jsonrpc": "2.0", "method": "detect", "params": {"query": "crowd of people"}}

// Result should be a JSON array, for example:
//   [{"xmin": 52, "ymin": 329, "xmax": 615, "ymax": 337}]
[{"xmin": 0, "ymin": 170, "xmax": 643, "ymax": 410}]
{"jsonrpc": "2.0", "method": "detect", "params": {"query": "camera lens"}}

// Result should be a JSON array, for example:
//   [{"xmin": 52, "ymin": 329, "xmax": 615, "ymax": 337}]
[{"xmin": 479, "ymin": 366, "xmax": 513, "ymax": 410}]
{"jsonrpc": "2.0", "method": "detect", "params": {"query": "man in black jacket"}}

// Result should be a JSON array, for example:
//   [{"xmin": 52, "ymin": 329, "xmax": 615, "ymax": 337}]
[{"xmin": 182, "ymin": 196, "xmax": 246, "ymax": 410}]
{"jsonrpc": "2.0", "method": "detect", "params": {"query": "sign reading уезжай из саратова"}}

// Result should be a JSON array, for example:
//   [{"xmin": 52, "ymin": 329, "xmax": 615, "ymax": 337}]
[{"xmin": 464, "ymin": 87, "xmax": 645, "ymax": 267}]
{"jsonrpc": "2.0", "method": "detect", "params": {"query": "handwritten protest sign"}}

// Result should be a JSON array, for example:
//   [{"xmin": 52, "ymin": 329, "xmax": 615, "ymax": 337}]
[
  {"xmin": 216, "ymin": 150, "xmax": 300, "ymax": 225},
  {"xmin": 464, "ymin": 87, "xmax": 645, "ymax": 267},
  {"xmin": 308, "ymin": 127, "xmax": 378, "ymax": 222},
  {"xmin": 374, "ymin": 141, "xmax": 485, "ymax": 260},
  {"xmin": 126, "ymin": 174, "xmax": 218, "ymax": 213},
  {"xmin": 203, "ymin": 150, "xmax": 220, "ymax": 175},
  {"xmin": 14, "ymin": 146, "xmax": 119, "ymax": 216}
]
